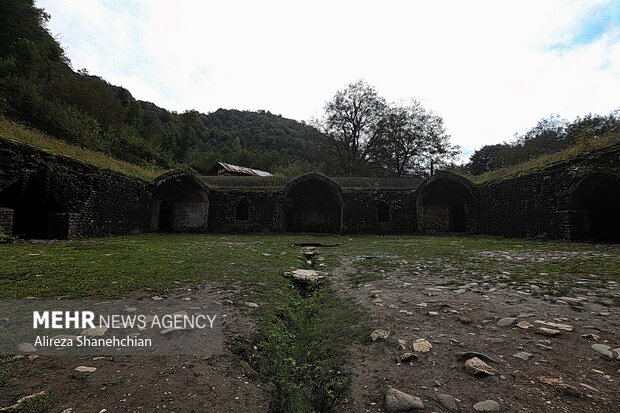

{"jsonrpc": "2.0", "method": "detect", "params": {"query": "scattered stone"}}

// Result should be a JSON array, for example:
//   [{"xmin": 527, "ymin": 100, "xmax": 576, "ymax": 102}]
[
  {"xmin": 384, "ymin": 387, "xmax": 424, "ymax": 412},
  {"xmin": 437, "ymin": 394, "xmax": 458, "ymax": 411},
  {"xmin": 465, "ymin": 357, "xmax": 499, "ymax": 376},
  {"xmin": 558, "ymin": 297, "xmax": 585, "ymax": 306},
  {"xmin": 591, "ymin": 344, "xmax": 619, "ymax": 360},
  {"xmin": 579, "ymin": 383, "xmax": 599, "ymax": 392},
  {"xmin": 396, "ymin": 352, "xmax": 418, "ymax": 363},
  {"xmin": 473, "ymin": 400, "xmax": 500, "ymax": 412},
  {"xmin": 428, "ymin": 311, "xmax": 439, "ymax": 316},
  {"xmin": 372, "ymin": 298, "xmax": 384, "ymax": 303},
  {"xmin": 74, "ymin": 366, "xmax": 97, "ymax": 373},
  {"xmin": 16, "ymin": 342, "xmax": 36, "ymax": 353},
  {"xmin": 536, "ymin": 343, "xmax": 553, "ymax": 351},
  {"xmin": 580, "ymin": 333, "xmax": 600, "ymax": 341},
  {"xmin": 534, "ymin": 320, "xmax": 574, "ymax": 332},
  {"xmin": 240, "ymin": 360, "xmax": 259, "ymax": 379},
  {"xmin": 398, "ymin": 339, "xmax": 408, "ymax": 350},
  {"xmin": 497, "ymin": 317, "xmax": 517, "ymax": 327},
  {"xmin": 413, "ymin": 338, "xmax": 432, "ymax": 353},
  {"xmin": 1, "ymin": 392, "xmax": 46, "ymax": 411},
  {"xmin": 513, "ymin": 352, "xmax": 533, "ymax": 360},
  {"xmin": 458, "ymin": 317, "xmax": 472, "ymax": 325},
  {"xmin": 81, "ymin": 325, "xmax": 108, "ymax": 337},
  {"xmin": 244, "ymin": 302, "xmax": 259, "ymax": 308},
  {"xmin": 284, "ymin": 269, "xmax": 324, "ymax": 282},
  {"xmin": 516, "ymin": 321, "xmax": 533, "ymax": 329},
  {"xmin": 371, "ymin": 329, "xmax": 390, "ymax": 341},
  {"xmin": 537, "ymin": 376, "xmax": 580, "ymax": 396},
  {"xmin": 535, "ymin": 327, "xmax": 560, "ymax": 337}
]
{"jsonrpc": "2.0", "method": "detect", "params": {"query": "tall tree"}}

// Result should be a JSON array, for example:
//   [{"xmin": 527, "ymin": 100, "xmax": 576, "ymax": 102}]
[
  {"xmin": 318, "ymin": 80, "xmax": 387, "ymax": 174},
  {"xmin": 374, "ymin": 101, "xmax": 427, "ymax": 176}
]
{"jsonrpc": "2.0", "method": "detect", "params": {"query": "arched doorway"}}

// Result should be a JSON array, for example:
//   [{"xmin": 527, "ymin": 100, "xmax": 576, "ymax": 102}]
[
  {"xmin": 417, "ymin": 173, "xmax": 476, "ymax": 233},
  {"xmin": 0, "ymin": 178, "xmax": 61, "ymax": 239},
  {"xmin": 152, "ymin": 172, "xmax": 209, "ymax": 232},
  {"xmin": 284, "ymin": 174, "xmax": 343, "ymax": 233}
]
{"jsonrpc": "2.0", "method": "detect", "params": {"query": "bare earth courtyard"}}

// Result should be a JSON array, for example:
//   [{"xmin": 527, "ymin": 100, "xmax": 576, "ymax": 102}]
[{"xmin": 1, "ymin": 234, "xmax": 619, "ymax": 413}]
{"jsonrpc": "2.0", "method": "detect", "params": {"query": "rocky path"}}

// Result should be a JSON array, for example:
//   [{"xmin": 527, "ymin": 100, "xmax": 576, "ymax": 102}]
[{"xmin": 331, "ymin": 251, "xmax": 620, "ymax": 413}]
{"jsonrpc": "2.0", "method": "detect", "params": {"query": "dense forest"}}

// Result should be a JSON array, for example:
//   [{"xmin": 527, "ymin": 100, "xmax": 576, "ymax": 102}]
[
  {"xmin": 0, "ymin": 0, "xmax": 322, "ymax": 175},
  {"xmin": 1, "ymin": 1, "xmax": 617, "ymax": 179}
]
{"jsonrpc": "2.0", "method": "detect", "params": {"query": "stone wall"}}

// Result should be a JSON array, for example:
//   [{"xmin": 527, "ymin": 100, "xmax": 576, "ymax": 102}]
[
  {"xmin": 476, "ymin": 144, "xmax": 620, "ymax": 240},
  {"xmin": 0, "ymin": 139, "xmax": 152, "ymax": 239},
  {"xmin": 0, "ymin": 207, "xmax": 13, "ymax": 234},
  {"xmin": 2, "ymin": 136, "xmax": 618, "ymax": 240},
  {"xmin": 208, "ymin": 190, "xmax": 283, "ymax": 232},
  {"xmin": 342, "ymin": 190, "xmax": 417, "ymax": 233}
]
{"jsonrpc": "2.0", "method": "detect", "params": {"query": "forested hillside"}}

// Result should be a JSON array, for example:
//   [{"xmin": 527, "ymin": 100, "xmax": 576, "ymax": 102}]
[
  {"xmin": 466, "ymin": 112, "xmax": 620, "ymax": 176},
  {"xmin": 0, "ymin": 0, "xmax": 321, "ymax": 174}
]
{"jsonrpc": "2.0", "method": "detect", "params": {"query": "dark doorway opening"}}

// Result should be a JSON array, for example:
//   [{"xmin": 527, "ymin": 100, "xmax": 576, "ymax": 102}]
[
  {"xmin": 377, "ymin": 203, "xmax": 390, "ymax": 223},
  {"xmin": 286, "ymin": 179, "xmax": 341, "ymax": 233},
  {"xmin": 449, "ymin": 203, "xmax": 466, "ymax": 232},
  {"xmin": 0, "ymin": 179, "xmax": 61, "ymax": 239},
  {"xmin": 159, "ymin": 201, "xmax": 172, "ymax": 232},
  {"xmin": 417, "ymin": 176, "xmax": 475, "ymax": 233},
  {"xmin": 580, "ymin": 178, "xmax": 620, "ymax": 242},
  {"xmin": 236, "ymin": 200, "xmax": 249, "ymax": 220}
]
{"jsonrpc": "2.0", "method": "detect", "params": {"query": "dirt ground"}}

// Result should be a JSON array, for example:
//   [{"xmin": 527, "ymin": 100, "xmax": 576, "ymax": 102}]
[
  {"xmin": 332, "ymin": 249, "xmax": 620, "ymax": 413},
  {"xmin": 1, "ymin": 239, "xmax": 619, "ymax": 412},
  {"xmin": 1, "ymin": 284, "xmax": 271, "ymax": 413}
]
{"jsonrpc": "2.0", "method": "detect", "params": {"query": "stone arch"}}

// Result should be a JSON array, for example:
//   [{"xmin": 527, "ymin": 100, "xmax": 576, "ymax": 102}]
[
  {"xmin": 283, "ymin": 173, "xmax": 343, "ymax": 233},
  {"xmin": 152, "ymin": 171, "xmax": 209, "ymax": 232},
  {"xmin": 0, "ymin": 174, "xmax": 62, "ymax": 239},
  {"xmin": 416, "ymin": 172, "xmax": 476, "ymax": 233},
  {"xmin": 567, "ymin": 173, "xmax": 620, "ymax": 242}
]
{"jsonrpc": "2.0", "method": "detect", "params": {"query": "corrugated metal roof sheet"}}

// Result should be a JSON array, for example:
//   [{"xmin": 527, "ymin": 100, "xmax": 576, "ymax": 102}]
[{"xmin": 217, "ymin": 162, "xmax": 273, "ymax": 176}]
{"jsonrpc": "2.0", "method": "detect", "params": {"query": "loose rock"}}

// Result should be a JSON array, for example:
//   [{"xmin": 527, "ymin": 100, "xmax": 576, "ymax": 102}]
[
  {"xmin": 74, "ymin": 366, "xmax": 97, "ymax": 373},
  {"xmin": 412, "ymin": 338, "xmax": 432, "ymax": 353},
  {"xmin": 437, "ymin": 393, "xmax": 458, "ymax": 411},
  {"xmin": 497, "ymin": 317, "xmax": 517, "ymax": 327},
  {"xmin": 384, "ymin": 387, "xmax": 424, "ymax": 412},
  {"xmin": 370, "ymin": 329, "xmax": 390, "ymax": 341},
  {"xmin": 535, "ymin": 327, "xmax": 560, "ymax": 337},
  {"xmin": 474, "ymin": 400, "xmax": 500, "ymax": 412},
  {"xmin": 465, "ymin": 357, "xmax": 499, "ymax": 376},
  {"xmin": 513, "ymin": 352, "xmax": 533, "ymax": 360}
]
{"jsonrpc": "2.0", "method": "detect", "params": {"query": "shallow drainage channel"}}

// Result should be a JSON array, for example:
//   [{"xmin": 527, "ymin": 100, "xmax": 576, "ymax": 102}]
[{"xmin": 256, "ymin": 243, "xmax": 356, "ymax": 412}]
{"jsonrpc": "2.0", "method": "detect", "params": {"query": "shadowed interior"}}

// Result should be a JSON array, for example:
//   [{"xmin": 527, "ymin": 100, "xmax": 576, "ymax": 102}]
[{"xmin": 285, "ymin": 179, "xmax": 342, "ymax": 233}]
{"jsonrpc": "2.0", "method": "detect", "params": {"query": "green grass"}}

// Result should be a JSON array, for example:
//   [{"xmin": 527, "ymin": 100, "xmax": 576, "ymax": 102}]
[
  {"xmin": 0, "ymin": 357, "xmax": 10, "ymax": 388},
  {"xmin": 1, "ymin": 233, "xmax": 618, "ymax": 411},
  {"xmin": 258, "ymin": 289, "xmax": 366, "ymax": 412},
  {"xmin": 1, "ymin": 234, "xmax": 617, "ymax": 300},
  {"xmin": 18, "ymin": 393, "xmax": 57, "ymax": 413},
  {"xmin": 465, "ymin": 134, "xmax": 620, "ymax": 184},
  {"xmin": 0, "ymin": 116, "xmax": 162, "ymax": 181}
]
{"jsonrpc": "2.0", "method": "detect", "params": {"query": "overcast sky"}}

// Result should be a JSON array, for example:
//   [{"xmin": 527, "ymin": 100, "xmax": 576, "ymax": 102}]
[{"xmin": 36, "ymin": 0, "xmax": 620, "ymax": 160}]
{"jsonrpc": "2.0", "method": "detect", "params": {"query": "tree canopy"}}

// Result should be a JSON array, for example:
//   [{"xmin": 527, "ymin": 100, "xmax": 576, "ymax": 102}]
[{"xmin": 316, "ymin": 80, "xmax": 459, "ymax": 176}]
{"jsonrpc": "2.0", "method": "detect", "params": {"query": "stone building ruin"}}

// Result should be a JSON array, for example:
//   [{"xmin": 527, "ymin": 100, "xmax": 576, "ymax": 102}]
[{"xmin": 0, "ymin": 138, "xmax": 619, "ymax": 242}]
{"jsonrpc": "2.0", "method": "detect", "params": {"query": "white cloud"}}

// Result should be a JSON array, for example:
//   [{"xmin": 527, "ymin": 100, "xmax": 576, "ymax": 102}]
[{"xmin": 36, "ymin": 0, "xmax": 620, "ymax": 160}]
